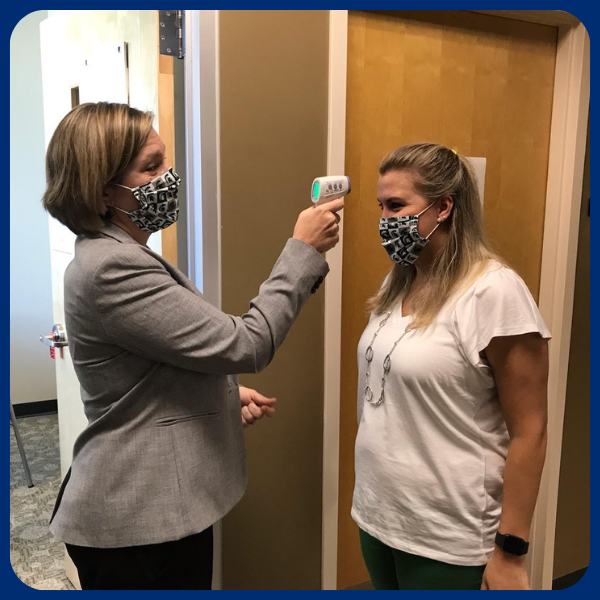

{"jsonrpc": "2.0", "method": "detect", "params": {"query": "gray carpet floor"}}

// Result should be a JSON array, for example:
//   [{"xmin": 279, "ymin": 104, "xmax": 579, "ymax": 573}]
[{"xmin": 10, "ymin": 413, "xmax": 75, "ymax": 590}]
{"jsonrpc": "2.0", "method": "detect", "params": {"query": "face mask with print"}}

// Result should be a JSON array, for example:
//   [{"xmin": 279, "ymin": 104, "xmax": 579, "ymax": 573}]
[
  {"xmin": 378, "ymin": 201, "xmax": 440, "ymax": 267},
  {"xmin": 114, "ymin": 167, "xmax": 181, "ymax": 233}
]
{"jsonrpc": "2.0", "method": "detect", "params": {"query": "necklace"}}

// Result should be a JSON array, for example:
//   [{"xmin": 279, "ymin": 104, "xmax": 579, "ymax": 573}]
[{"xmin": 364, "ymin": 311, "xmax": 410, "ymax": 407}]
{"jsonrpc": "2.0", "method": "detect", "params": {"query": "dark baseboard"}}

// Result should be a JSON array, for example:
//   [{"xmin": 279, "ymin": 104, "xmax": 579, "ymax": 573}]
[
  {"xmin": 12, "ymin": 399, "xmax": 58, "ymax": 418},
  {"xmin": 552, "ymin": 567, "xmax": 588, "ymax": 590}
]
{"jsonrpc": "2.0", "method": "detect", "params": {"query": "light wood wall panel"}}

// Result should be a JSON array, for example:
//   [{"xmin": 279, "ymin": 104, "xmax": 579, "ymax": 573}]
[
  {"xmin": 157, "ymin": 18, "xmax": 178, "ymax": 265},
  {"xmin": 338, "ymin": 10, "xmax": 558, "ymax": 588}
]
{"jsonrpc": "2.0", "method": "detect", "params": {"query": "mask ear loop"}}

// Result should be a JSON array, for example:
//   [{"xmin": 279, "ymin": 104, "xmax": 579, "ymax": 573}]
[
  {"xmin": 417, "ymin": 199, "xmax": 444, "ymax": 240},
  {"xmin": 108, "ymin": 183, "xmax": 136, "ymax": 217},
  {"xmin": 104, "ymin": 181, "xmax": 131, "ymax": 220},
  {"xmin": 416, "ymin": 199, "xmax": 438, "ymax": 217},
  {"xmin": 424, "ymin": 220, "xmax": 442, "ymax": 240},
  {"xmin": 113, "ymin": 206, "xmax": 134, "ymax": 216}
]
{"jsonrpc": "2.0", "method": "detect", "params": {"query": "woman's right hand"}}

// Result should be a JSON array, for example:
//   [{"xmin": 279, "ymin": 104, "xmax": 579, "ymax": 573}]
[{"xmin": 293, "ymin": 198, "xmax": 345, "ymax": 254}]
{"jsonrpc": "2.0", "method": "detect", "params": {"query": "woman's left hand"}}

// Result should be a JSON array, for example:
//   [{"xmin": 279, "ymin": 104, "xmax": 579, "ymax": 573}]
[
  {"xmin": 481, "ymin": 552, "xmax": 530, "ymax": 590},
  {"xmin": 239, "ymin": 386, "xmax": 277, "ymax": 428}
]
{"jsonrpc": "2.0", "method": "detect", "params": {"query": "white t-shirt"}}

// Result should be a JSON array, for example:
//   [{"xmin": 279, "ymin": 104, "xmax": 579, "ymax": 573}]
[{"xmin": 351, "ymin": 262, "xmax": 551, "ymax": 566}]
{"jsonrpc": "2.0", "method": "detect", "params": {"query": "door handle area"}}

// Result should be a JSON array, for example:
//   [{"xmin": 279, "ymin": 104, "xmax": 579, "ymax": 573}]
[{"xmin": 40, "ymin": 323, "xmax": 68, "ymax": 348}]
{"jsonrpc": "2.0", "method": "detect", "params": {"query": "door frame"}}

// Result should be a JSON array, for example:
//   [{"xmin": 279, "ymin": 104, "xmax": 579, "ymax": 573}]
[
  {"xmin": 183, "ymin": 8, "xmax": 224, "ymax": 590},
  {"xmin": 321, "ymin": 9, "xmax": 590, "ymax": 591}
]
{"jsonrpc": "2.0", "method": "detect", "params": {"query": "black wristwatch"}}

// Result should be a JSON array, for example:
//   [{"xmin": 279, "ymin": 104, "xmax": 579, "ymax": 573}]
[{"xmin": 495, "ymin": 532, "xmax": 529, "ymax": 556}]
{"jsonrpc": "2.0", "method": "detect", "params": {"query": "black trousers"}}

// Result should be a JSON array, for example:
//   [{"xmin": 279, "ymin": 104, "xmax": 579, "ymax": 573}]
[{"xmin": 65, "ymin": 527, "xmax": 213, "ymax": 590}]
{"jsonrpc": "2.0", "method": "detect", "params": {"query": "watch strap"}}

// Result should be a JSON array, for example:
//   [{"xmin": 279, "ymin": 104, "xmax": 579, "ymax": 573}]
[{"xmin": 495, "ymin": 532, "xmax": 530, "ymax": 556}]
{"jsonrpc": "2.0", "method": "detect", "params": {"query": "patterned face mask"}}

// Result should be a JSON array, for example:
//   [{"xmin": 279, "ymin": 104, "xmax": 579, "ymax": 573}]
[
  {"xmin": 114, "ymin": 167, "xmax": 181, "ymax": 233},
  {"xmin": 379, "ymin": 201, "xmax": 440, "ymax": 267}
]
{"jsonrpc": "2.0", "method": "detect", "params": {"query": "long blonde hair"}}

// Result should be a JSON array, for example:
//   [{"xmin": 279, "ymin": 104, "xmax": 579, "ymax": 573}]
[
  {"xmin": 367, "ymin": 143, "xmax": 500, "ymax": 328},
  {"xmin": 42, "ymin": 102, "xmax": 154, "ymax": 235}
]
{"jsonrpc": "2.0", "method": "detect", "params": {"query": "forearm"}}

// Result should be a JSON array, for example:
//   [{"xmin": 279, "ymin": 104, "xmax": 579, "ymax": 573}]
[{"xmin": 498, "ymin": 431, "xmax": 547, "ymax": 541}]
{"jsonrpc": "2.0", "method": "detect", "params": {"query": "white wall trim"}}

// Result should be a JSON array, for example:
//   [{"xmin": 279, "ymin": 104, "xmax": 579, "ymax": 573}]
[
  {"xmin": 530, "ymin": 21, "xmax": 590, "ymax": 590},
  {"xmin": 321, "ymin": 9, "xmax": 348, "ymax": 591},
  {"xmin": 185, "ymin": 9, "xmax": 222, "ymax": 309},
  {"xmin": 184, "ymin": 10, "xmax": 202, "ymax": 290},
  {"xmin": 321, "ymin": 10, "xmax": 589, "ymax": 591},
  {"xmin": 184, "ymin": 8, "xmax": 223, "ymax": 589}
]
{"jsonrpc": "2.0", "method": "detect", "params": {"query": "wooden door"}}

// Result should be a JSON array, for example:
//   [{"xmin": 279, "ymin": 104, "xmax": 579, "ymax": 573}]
[
  {"xmin": 158, "ymin": 50, "xmax": 178, "ymax": 264},
  {"xmin": 338, "ymin": 10, "xmax": 558, "ymax": 589}
]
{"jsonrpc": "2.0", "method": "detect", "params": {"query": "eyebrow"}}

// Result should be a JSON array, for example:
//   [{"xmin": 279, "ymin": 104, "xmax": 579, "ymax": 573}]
[
  {"xmin": 138, "ymin": 149, "xmax": 165, "ymax": 165},
  {"xmin": 145, "ymin": 150, "xmax": 164, "ymax": 161},
  {"xmin": 377, "ymin": 197, "xmax": 406, "ymax": 203}
]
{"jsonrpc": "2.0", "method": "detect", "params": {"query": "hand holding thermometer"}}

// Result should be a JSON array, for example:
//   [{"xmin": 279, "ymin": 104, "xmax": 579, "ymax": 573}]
[{"xmin": 311, "ymin": 176, "xmax": 351, "ymax": 206}]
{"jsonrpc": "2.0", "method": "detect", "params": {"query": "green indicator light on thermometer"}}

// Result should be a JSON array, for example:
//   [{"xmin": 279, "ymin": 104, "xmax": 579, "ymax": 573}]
[{"xmin": 312, "ymin": 180, "xmax": 320, "ymax": 201}]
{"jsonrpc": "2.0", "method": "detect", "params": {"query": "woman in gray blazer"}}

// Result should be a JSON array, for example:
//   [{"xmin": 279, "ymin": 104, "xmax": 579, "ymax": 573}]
[{"xmin": 42, "ymin": 102, "xmax": 343, "ymax": 590}]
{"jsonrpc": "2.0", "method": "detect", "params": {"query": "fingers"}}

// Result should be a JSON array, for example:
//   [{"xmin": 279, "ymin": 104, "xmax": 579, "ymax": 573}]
[
  {"xmin": 261, "ymin": 405, "xmax": 276, "ymax": 418},
  {"xmin": 322, "ymin": 211, "xmax": 341, "ymax": 240},
  {"xmin": 327, "ymin": 221, "xmax": 340, "ymax": 234},
  {"xmin": 251, "ymin": 393, "xmax": 277, "ymax": 407},
  {"xmin": 241, "ymin": 406, "xmax": 255, "ymax": 424},
  {"xmin": 325, "ymin": 221, "xmax": 341, "ymax": 245},
  {"xmin": 247, "ymin": 402, "xmax": 263, "ymax": 419},
  {"xmin": 318, "ymin": 198, "xmax": 345, "ymax": 213},
  {"xmin": 241, "ymin": 401, "xmax": 276, "ymax": 428},
  {"xmin": 240, "ymin": 387, "xmax": 277, "ymax": 406},
  {"xmin": 242, "ymin": 402, "xmax": 262, "ymax": 423}
]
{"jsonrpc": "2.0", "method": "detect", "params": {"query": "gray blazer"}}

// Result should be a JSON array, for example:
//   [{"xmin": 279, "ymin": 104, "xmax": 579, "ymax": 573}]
[{"xmin": 49, "ymin": 224, "xmax": 328, "ymax": 548}]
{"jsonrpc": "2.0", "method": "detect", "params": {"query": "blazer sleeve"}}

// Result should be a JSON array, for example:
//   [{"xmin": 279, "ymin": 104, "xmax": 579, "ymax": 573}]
[{"xmin": 94, "ymin": 238, "xmax": 329, "ymax": 374}]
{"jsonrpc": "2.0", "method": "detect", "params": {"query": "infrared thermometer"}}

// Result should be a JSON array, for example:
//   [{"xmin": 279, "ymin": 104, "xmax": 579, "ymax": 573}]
[{"xmin": 311, "ymin": 176, "xmax": 351, "ymax": 206}]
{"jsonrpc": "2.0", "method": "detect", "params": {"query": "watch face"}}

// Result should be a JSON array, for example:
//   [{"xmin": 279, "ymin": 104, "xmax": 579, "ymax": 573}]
[{"xmin": 498, "ymin": 534, "xmax": 529, "ymax": 556}]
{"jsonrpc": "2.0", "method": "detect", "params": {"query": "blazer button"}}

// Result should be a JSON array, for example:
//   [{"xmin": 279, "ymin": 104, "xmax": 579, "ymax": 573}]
[{"xmin": 311, "ymin": 276, "xmax": 324, "ymax": 294}]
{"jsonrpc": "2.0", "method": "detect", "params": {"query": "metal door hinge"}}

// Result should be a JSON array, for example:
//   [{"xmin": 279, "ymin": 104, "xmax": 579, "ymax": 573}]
[{"xmin": 159, "ymin": 10, "xmax": 185, "ymax": 58}]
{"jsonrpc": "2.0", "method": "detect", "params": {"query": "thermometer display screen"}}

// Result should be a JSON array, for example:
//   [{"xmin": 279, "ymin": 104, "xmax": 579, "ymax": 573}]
[{"xmin": 311, "ymin": 180, "xmax": 320, "ymax": 200}]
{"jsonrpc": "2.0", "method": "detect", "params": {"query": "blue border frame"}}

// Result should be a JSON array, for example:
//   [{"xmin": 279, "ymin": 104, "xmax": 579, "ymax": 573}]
[{"xmin": 6, "ymin": 6, "xmax": 593, "ymax": 596}]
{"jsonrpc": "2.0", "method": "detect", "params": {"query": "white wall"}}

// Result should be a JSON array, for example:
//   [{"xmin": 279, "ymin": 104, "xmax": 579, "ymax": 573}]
[
  {"xmin": 37, "ymin": 10, "xmax": 163, "ymax": 477},
  {"xmin": 41, "ymin": 10, "xmax": 162, "ymax": 255},
  {"xmin": 10, "ymin": 10, "xmax": 57, "ymax": 404}
]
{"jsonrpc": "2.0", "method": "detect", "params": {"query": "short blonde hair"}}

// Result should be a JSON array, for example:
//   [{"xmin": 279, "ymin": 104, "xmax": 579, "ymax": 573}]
[
  {"xmin": 42, "ymin": 102, "xmax": 154, "ymax": 234},
  {"xmin": 369, "ymin": 142, "xmax": 500, "ymax": 328}
]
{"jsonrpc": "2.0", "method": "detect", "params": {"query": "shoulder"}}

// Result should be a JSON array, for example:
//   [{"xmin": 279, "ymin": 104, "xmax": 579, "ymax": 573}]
[
  {"xmin": 451, "ymin": 261, "xmax": 550, "ymax": 362},
  {"xmin": 71, "ymin": 235, "xmax": 163, "ymax": 282},
  {"xmin": 475, "ymin": 261, "xmax": 526, "ymax": 288},
  {"xmin": 458, "ymin": 261, "xmax": 532, "ymax": 306}
]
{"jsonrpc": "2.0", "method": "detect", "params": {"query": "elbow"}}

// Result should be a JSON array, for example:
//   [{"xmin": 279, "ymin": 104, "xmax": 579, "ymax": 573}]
[
  {"xmin": 253, "ymin": 345, "xmax": 276, "ymax": 374},
  {"xmin": 530, "ymin": 415, "xmax": 548, "ymax": 444},
  {"xmin": 535, "ymin": 427, "xmax": 548, "ymax": 460},
  {"xmin": 511, "ymin": 419, "xmax": 548, "ymax": 449},
  {"xmin": 536, "ymin": 416, "xmax": 548, "ymax": 448},
  {"xmin": 254, "ymin": 353, "xmax": 274, "ymax": 374}
]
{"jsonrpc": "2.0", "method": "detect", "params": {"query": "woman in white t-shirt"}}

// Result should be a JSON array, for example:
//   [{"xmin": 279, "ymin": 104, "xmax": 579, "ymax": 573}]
[{"xmin": 352, "ymin": 143, "xmax": 550, "ymax": 590}]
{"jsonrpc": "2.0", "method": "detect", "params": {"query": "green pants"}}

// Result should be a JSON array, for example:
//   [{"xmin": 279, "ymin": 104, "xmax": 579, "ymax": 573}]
[{"xmin": 359, "ymin": 529, "xmax": 486, "ymax": 590}]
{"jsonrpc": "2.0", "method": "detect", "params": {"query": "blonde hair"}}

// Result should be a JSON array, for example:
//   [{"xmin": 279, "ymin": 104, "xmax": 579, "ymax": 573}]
[
  {"xmin": 42, "ymin": 102, "xmax": 154, "ymax": 235},
  {"xmin": 367, "ymin": 142, "xmax": 501, "ymax": 329}
]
